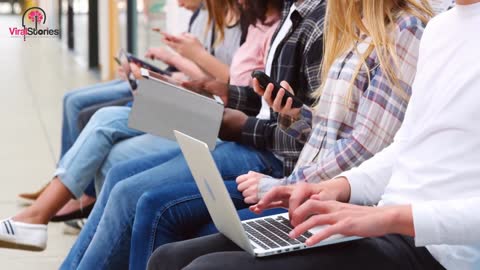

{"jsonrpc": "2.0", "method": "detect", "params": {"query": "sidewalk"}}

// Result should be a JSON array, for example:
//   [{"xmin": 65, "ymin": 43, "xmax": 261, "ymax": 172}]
[{"xmin": 0, "ymin": 15, "xmax": 100, "ymax": 269}]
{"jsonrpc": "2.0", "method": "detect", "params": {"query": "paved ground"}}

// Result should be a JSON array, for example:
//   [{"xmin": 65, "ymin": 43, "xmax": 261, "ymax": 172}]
[{"xmin": 0, "ymin": 15, "xmax": 100, "ymax": 269}]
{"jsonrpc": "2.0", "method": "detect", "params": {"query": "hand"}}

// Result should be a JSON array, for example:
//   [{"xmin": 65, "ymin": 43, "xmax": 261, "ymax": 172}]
[
  {"xmin": 236, "ymin": 171, "xmax": 268, "ymax": 204},
  {"xmin": 289, "ymin": 201, "xmax": 414, "ymax": 246},
  {"xmin": 129, "ymin": 63, "xmax": 143, "ymax": 80},
  {"xmin": 253, "ymin": 79, "xmax": 301, "ymax": 119},
  {"xmin": 219, "ymin": 108, "xmax": 248, "ymax": 142},
  {"xmin": 117, "ymin": 66, "xmax": 127, "ymax": 80},
  {"xmin": 182, "ymin": 79, "xmax": 229, "ymax": 105},
  {"xmin": 144, "ymin": 47, "xmax": 175, "ymax": 65},
  {"xmin": 251, "ymin": 178, "xmax": 352, "ymax": 221},
  {"xmin": 163, "ymin": 33, "xmax": 204, "ymax": 61}
]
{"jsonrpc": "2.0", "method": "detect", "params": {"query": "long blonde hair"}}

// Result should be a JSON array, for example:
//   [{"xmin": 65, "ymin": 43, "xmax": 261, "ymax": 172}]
[{"xmin": 314, "ymin": 0, "xmax": 433, "ymax": 103}]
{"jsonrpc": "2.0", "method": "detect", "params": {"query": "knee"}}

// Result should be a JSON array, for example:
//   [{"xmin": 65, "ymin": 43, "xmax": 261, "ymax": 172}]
[
  {"xmin": 108, "ymin": 181, "xmax": 137, "ymax": 217},
  {"xmin": 103, "ymin": 161, "xmax": 134, "ymax": 191},
  {"xmin": 89, "ymin": 107, "xmax": 118, "ymax": 125},
  {"xmin": 147, "ymin": 243, "xmax": 188, "ymax": 270}
]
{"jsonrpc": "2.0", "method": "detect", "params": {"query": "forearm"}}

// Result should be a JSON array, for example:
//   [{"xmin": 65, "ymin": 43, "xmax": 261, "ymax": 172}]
[
  {"xmin": 412, "ymin": 197, "xmax": 480, "ymax": 246},
  {"xmin": 191, "ymin": 50, "xmax": 230, "ymax": 83},
  {"xmin": 170, "ymin": 56, "xmax": 207, "ymax": 80},
  {"xmin": 227, "ymin": 86, "xmax": 262, "ymax": 116}
]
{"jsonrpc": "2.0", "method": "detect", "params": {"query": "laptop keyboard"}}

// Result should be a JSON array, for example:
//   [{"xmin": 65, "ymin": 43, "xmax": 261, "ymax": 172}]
[{"xmin": 242, "ymin": 216, "xmax": 313, "ymax": 250}]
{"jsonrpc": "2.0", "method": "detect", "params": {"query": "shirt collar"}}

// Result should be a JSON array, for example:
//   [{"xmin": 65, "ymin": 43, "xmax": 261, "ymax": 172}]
[{"xmin": 295, "ymin": 0, "xmax": 324, "ymax": 19}]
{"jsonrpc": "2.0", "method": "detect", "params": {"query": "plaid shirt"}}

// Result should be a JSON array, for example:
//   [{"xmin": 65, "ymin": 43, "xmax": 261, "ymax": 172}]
[
  {"xmin": 258, "ymin": 14, "xmax": 426, "ymax": 195},
  {"xmin": 228, "ymin": 0, "xmax": 326, "ymax": 175}
]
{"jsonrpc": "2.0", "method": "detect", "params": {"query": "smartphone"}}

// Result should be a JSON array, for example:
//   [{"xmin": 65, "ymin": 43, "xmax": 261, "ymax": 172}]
[
  {"xmin": 114, "ymin": 57, "xmax": 121, "ymax": 65},
  {"xmin": 251, "ymin": 71, "xmax": 303, "ymax": 108},
  {"xmin": 116, "ymin": 49, "xmax": 138, "ymax": 92},
  {"xmin": 127, "ymin": 54, "xmax": 172, "ymax": 76}
]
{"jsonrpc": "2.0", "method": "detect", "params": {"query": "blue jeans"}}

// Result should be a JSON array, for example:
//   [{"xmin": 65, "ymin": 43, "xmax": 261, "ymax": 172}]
[
  {"xmin": 56, "ymin": 106, "xmax": 171, "ymax": 198},
  {"xmin": 61, "ymin": 142, "xmax": 283, "ymax": 270},
  {"xmin": 61, "ymin": 80, "xmax": 131, "ymax": 158},
  {"xmin": 61, "ymin": 80, "xmax": 131, "ymax": 197},
  {"xmin": 131, "ymin": 184, "xmax": 287, "ymax": 270}
]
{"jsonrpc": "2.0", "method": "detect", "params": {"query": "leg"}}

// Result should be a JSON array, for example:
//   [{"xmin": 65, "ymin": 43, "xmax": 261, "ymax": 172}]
[
  {"xmin": 61, "ymin": 80, "xmax": 130, "ymax": 157},
  {"xmin": 130, "ymin": 143, "xmax": 283, "ymax": 270},
  {"xmin": 61, "ymin": 152, "xmax": 181, "ymax": 270},
  {"xmin": 76, "ymin": 97, "xmax": 133, "ymax": 132},
  {"xmin": 94, "ymin": 134, "xmax": 180, "ymax": 194},
  {"xmin": 56, "ymin": 106, "xmax": 143, "ymax": 198},
  {"xmin": 10, "ymin": 107, "xmax": 141, "ymax": 224},
  {"xmin": 149, "ymin": 234, "xmax": 445, "ymax": 270}
]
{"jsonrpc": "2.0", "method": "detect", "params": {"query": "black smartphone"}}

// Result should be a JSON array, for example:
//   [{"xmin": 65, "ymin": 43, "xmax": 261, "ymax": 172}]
[
  {"xmin": 251, "ymin": 70, "xmax": 303, "ymax": 108},
  {"xmin": 127, "ymin": 54, "xmax": 172, "ymax": 76}
]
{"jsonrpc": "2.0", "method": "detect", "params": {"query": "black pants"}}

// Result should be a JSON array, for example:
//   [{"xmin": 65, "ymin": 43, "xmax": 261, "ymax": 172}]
[{"xmin": 148, "ymin": 233, "xmax": 445, "ymax": 270}]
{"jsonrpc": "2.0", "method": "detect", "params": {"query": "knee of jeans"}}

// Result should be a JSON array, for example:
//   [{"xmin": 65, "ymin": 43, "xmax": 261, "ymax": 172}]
[
  {"xmin": 109, "ymin": 180, "xmax": 138, "ymax": 217},
  {"xmin": 64, "ymin": 92, "xmax": 84, "ymax": 115},
  {"xmin": 89, "ymin": 107, "xmax": 118, "ymax": 124}
]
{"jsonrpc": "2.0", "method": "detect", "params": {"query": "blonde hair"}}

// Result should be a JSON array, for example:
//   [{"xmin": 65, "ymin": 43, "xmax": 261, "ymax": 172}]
[
  {"xmin": 314, "ymin": 0, "xmax": 433, "ymax": 104},
  {"xmin": 205, "ymin": 0, "xmax": 240, "ymax": 46}
]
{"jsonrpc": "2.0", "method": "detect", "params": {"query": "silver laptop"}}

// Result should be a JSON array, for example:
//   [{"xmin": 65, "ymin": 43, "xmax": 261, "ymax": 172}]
[
  {"xmin": 174, "ymin": 131, "xmax": 361, "ymax": 257},
  {"xmin": 128, "ymin": 70, "xmax": 224, "ymax": 150}
]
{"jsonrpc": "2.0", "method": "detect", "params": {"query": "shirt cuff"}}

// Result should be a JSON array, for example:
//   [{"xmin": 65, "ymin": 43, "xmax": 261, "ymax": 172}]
[
  {"xmin": 411, "ymin": 202, "xmax": 439, "ymax": 247},
  {"xmin": 338, "ymin": 168, "xmax": 372, "ymax": 205},
  {"xmin": 257, "ymin": 177, "xmax": 287, "ymax": 199}
]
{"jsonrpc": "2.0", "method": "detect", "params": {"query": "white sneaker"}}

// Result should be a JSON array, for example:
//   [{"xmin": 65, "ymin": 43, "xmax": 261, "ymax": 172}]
[{"xmin": 0, "ymin": 218, "xmax": 47, "ymax": 251}]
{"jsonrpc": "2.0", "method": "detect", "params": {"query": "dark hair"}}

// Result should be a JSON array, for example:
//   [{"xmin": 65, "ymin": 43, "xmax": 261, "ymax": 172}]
[
  {"xmin": 239, "ymin": 0, "xmax": 283, "ymax": 43},
  {"xmin": 241, "ymin": 0, "xmax": 283, "ymax": 27}
]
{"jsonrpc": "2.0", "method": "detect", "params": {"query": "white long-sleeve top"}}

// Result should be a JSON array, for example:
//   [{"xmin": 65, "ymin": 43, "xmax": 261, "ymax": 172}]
[{"xmin": 340, "ymin": 3, "xmax": 480, "ymax": 270}]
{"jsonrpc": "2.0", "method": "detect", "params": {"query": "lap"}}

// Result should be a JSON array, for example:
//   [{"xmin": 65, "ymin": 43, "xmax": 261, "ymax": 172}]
[{"xmin": 149, "ymin": 234, "xmax": 445, "ymax": 270}]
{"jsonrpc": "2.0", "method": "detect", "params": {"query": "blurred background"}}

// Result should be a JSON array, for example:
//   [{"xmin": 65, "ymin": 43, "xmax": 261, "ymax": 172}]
[{"xmin": 0, "ymin": 0, "xmax": 190, "ymax": 268}]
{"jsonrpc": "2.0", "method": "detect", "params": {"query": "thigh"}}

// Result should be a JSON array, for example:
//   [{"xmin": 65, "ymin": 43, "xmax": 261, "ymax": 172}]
[
  {"xmin": 64, "ymin": 80, "xmax": 131, "ymax": 110},
  {"xmin": 166, "ymin": 235, "xmax": 444, "ymax": 270},
  {"xmin": 106, "ymin": 135, "xmax": 180, "ymax": 167},
  {"xmin": 77, "ymin": 97, "xmax": 133, "ymax": 131},
  {"xmin": 95, "ymin": 135, "xmax": 182, "ymax": 193},
  {"xmin": 148, "ymin": 234, "xmax": 242, "ymax": 270},
  {"xmin": 212, "ymin": 142, "xmax": 283, "ymax": 180}
]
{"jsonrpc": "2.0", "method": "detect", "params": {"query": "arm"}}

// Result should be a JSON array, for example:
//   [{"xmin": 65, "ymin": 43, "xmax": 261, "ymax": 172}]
[
  {"xmin": 190, "ymin": 49, "xmax": 231, "ymax": 83},
  {"xmin": 164, "ymin": 33, "xmax": 230, "ymax": 83},
  {"xmin": 285, "ymin": 22, "xmax": 423, "ymax": 187},
  {"xmin": 413, "ymin": 197, "xmax": 480, "ymax": 246},
  {"xmin": 227, "ymin": 85, "xmax": 262, "ymax": 117},
  {"xmin": 167, "ymin": 55, "xmax": 208, "ymax": 80}
]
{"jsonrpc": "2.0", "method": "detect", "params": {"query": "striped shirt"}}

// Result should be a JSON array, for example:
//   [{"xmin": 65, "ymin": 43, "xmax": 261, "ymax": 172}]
[{"xmin": 259, "ymin": 14, "xmax": 426, "ymax": 195}]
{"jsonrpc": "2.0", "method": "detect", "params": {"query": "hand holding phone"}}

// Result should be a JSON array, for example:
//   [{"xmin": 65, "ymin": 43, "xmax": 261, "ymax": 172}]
[{"xmin": 251, "ymin": 71, "xmax": 303, "ymax": 109}]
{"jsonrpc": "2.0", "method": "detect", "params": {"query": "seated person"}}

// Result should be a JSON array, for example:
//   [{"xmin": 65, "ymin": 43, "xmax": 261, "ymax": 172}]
[
  {"xmin": 0, "ymin": 0, "xmax": 273, "ymax": 254},
  {"xmin": 148, "ymin": 1, "xmax": 480, "ymax": 270},
  {"xmin": 61, "ymin": 0, "xmax": 430, "ymax": 269},
  {"xmin": 16, "ymin": 0, "xmax": 209, "ymax": 209}
]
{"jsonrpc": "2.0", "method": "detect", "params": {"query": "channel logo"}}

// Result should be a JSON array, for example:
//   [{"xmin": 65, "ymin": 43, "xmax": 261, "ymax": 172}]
[{"xmin": 8, "ymin": 7, "xmax": 60, "ymax": 41}]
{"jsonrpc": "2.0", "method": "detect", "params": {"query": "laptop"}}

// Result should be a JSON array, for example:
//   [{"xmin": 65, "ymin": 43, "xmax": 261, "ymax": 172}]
[
  {"xmin": 174, "ymin": 130, "xmax": 361, "ymax": 257},
  {"xmin": 128, "ymin": 70, "xmax": 224, "ymax": 150}
]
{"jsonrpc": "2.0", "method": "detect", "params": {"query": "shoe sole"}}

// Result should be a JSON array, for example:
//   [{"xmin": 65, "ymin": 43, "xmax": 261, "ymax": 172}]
[{"xmin": 0, "ymin": 239, "xmax": 45, "ymax": 252}]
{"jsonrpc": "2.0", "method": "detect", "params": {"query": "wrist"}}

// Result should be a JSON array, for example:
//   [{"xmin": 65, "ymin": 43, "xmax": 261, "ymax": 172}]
[
  {"xmin": 330, "ymin": 177, "xmax": 352, "ymax": 203},
  {"xmin": 387, "ymin": 205, "xmax": 415, "ymax": 237}
]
